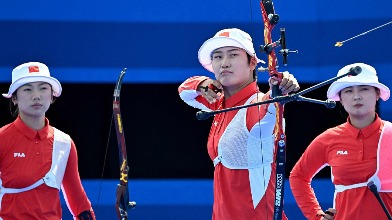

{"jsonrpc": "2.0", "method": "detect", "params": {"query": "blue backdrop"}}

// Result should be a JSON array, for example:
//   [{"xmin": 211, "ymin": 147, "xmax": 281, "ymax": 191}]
[
  {"xmin": 0, "ymin": 0, "xmax": 391, "ymax": 119},
  {"xmin": 0, "ymin": 0, "xmax": 391, "ymax": 83},
  {"xmin": 61, "ymin": 179, "xmax": 335, "ymax": 219}
]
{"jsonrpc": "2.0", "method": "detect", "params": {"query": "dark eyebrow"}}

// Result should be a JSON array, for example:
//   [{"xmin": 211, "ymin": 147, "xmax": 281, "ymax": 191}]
[
  {"xmin": 212, "ymin": 48, "xmax": 241, "ymax": 55},
  {"xmin": 22, "ymin": 82, "xmax": 50, "ymax": 87},
  {"xmin": 38, "ymin": 82, "xmax": 50, "ymax": 86}
]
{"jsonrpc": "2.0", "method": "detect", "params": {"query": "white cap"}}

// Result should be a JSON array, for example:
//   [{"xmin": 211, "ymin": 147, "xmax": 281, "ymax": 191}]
[
  {"xmin": 2, "ymin": 62, "xmax": 62, "ymax": 98},
  {"xmin": 198, "ymin": 28, "xmax": 264, "ymax": 73},
  {"xmin": 327, "ymin": 63, "xmax": 390, "ymax": 101}
]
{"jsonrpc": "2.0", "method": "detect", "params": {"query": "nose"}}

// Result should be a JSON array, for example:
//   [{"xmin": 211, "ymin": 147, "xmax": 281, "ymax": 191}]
[
  {"xmin": 221, "ymin": 56, "xmax": 230, "ymax": 68},
  {"xmin": 32, "ymin": 89, "xmax": 41, "ymax": 100},
  {"xmin": 353, "ymin": 89, "xmax": 361, "ymax": 100}
]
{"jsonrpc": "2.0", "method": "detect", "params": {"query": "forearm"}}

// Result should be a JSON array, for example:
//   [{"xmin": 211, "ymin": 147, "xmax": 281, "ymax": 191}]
[
  {"xmin": 178, "ymin": 76, "xmax": 216, "ymax": 110},
  {"xmin": 63, "ymin": 141, "xmax": 94, "ymax": 218},
  {"xmin": 289, "ymin": 173, "xmax": 323, "ymax": 219}
]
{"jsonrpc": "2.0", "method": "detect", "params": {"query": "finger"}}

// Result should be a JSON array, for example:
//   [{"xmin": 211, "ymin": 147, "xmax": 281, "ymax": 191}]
[
  {"xmin": 203, "ymin": 89, "xmax": 219, "ymax": 104},
  {"xmin": 209, "ymin": 89, "xmax": 221, "ymax": 100},
  {"xmin": 269, "ymin": 77, "xmax": 279, "ymax": 86},
  {"xmin": 282, "ymin": 79, "xmax": 294, "ymax": 90},
  {"xmin": 279, "ymin": 77, "xmax": 289, "ymax": 88},
  {"xmin": 293, "ymin": 83, "xmax": 300, "ymax": 92},
  {"xmin": 283, "ymin": 79, "xmax": 300, "ymax": 93},
  {"xmin": 210, "ymin": 81, "xmax": 223, "ymax": 91},
  {"xmin": 202, "ymin": 93, "xmax": 214, "ymax": 103},
  {"xmin": 280, "ymin": 73, "xmax": 294, "ymax": 88},
  {"xmin": 284, "ymin": 83, "xmax": 298, "ymax": 94},
  {"xmin": 326, "ymin": 208, "xmax": 337, "ymax": 215},
  {"xmin": 324, "ymin": 208, "xmax": 336, "ymax": 220}
]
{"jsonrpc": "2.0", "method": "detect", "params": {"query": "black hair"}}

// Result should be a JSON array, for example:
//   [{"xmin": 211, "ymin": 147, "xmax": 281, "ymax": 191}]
[{"xmin": 246, "ymin": 54, "xmax": 257, "ymax": 81}]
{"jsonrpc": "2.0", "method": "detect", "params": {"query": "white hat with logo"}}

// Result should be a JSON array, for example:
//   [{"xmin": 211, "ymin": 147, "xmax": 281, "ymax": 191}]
[
  {"xmin": 198, "ymin": 28, "xmax": 264, "ymax": 73},
  {"xmin": 2, "ymin": 62, "xmax": 62, "ymax": 98},
  {"xmin": 327, "ymin": 63, "xmax": 390, "ymax": 101}
]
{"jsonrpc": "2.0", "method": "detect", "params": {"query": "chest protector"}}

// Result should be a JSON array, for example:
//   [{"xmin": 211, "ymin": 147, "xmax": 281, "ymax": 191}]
[
  {"xmin": 335, "ymin": 121, "xmax": 392, "ymax": 194},
  {"xmin": 213, "ymin": 93, "xmax": 276, "ymax": 208},
  {"xmin": 0, "ymin": 128, "xmax": 71, "ymax": 210}
]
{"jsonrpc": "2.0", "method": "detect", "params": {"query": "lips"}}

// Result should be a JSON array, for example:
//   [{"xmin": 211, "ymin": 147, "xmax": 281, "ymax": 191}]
[
  {"xmin": 220, "ymin": 70, "xmax": 232, "ymax": 74},
  {"xmin": 32, "ymin": 103, "xmax": 42, "ymax": 107}
]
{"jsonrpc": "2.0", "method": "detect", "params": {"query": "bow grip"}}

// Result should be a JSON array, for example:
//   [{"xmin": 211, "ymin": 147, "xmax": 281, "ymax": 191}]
[{"xmin": 271, "ymin": 73, "xmax": 284, "ymax": 98}]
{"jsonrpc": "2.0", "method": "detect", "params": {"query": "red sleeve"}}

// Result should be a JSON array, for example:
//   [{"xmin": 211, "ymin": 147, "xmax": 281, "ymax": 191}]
[
  {"xmin": 289, "ymin": 132, "xmax": 332, "ymax": 220},
  {"xmin": 178, "ymin": 76, "xmax": 220, "ymax": 111},
  {"xmin": 246, "ymin": 92, "xmax": 271, "ymax": 130},
  {"xmin": 61, "ymin": 140, "xmax": 95, "ymax": 219}
]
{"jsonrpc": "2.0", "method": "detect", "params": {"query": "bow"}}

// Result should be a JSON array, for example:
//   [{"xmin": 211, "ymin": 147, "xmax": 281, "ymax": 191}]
[
  {"xmin": 112, "ymin": 68, "xmax": 136, "ymax": 220},
  {"xmin": 259, "ymin": 1, "xmax": 295, "ymax": 219}
]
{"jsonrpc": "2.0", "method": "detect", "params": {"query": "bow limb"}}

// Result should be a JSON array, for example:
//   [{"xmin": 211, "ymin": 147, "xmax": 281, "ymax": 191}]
[
  {"xmin": 259, "ymin": 1, "xmax": 286, "ymax": 219},
  {"xmin": 113, "ymin": 69, "xmax": 136, "ymax": 220}
]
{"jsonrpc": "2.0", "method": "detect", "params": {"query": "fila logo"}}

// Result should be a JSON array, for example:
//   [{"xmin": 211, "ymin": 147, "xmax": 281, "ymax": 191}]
[
  {"xmin": 14, "ymin": 152, "xmax": 26, "ymax": 157},
  {"xmin": 337, "ymin": 150, "xmax": 348, "ymax": 155}
]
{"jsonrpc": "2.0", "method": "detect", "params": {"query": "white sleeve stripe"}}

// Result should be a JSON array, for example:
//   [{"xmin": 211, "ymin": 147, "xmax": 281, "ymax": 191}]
[{"xmin": 179, "ymin": 90, "xmax": 211, "ymax": 111}]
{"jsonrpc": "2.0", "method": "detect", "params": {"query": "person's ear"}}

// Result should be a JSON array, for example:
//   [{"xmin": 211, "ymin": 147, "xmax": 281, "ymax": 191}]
[
  {"xmin": 11, "ymin": 96, "xmax": 17, "ymax": 105},
  {"xmin": 250, "ymin": 56, "xmax": 257, "ymax": 69},
  {"xmin": 376, "ymin": 88, "xmax": 381, "ymax": 101}
]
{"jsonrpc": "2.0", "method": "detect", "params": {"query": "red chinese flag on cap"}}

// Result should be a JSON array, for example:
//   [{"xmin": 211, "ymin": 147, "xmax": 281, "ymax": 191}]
[
  {"xmin": 219, "ymin": 32, "xmax": 230, "ymax": 37},
  {"xmin": 28, "ymin": 66, "xmax": 39, "ymax": 73}
]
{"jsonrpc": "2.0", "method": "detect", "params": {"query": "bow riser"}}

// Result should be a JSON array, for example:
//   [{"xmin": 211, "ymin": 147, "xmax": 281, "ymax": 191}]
[{"xmin": 260, "ymin": 1, "xmax": 287, "ymax": 219}]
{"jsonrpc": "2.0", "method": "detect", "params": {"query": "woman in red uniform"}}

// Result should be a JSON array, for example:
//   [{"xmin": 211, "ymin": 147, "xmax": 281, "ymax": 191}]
[
  {"xmin": 0, "ymin": 62, "xmax": 96, "ymax": 219},
  {"xmin": 290, "ymin": 63, "xmax": 392, "ymax": 220},
  {"xmin": 178, "ymin": 28, "xmax": 300, "ymax": 220}
]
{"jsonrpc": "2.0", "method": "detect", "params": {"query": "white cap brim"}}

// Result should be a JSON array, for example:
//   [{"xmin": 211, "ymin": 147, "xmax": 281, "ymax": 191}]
[
  {"xmin": 327, "ymin": 81, "xmax": 390, "ymax": 101},
  {"xmin": 2, "ymin": 76, "xmax": 62, "ymax": 98},
  {"xmin": 198, "ymin": 37, "xmax": 263, "ymax": 73}
]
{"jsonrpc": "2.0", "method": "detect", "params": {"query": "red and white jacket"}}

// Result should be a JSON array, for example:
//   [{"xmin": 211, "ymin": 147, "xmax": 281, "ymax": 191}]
[
  {"xmin": 0, "ymin": 117, "xmax": 94, "ymax": 220},
  {"xmin": 179, "ymin": 76, "xmax": 288, "ymax": 220}
]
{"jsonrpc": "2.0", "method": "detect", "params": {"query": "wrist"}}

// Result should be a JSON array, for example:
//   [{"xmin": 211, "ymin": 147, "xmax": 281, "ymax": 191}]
[{"xmin": 77, "ymin": 209, "xmax": 96, "ymax": 220}]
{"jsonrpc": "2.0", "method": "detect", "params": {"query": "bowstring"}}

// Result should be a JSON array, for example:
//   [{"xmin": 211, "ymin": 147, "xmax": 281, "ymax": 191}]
[
  {"xmin": 96, "ymin": 106, "xmax": 114, "ymax": 208},
  {"xmin": 249, "ymin": 0, "xmax": 269, "ymax": 218}
]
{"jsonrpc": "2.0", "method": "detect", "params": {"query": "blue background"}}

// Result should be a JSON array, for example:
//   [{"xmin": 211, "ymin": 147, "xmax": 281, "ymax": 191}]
[
  {"xmin": 1, "ymin": 0, "xmax": 391, "ymax": 119},
  {"xmin": 61, "ymin": 179, "xmax": 334, "ymax": 220},
  {"xmin": 0, "ymin": 0, "xmax": 391, "ymax": 83},
  {"xmin": 0, "ymin": 0, "xmax": 391, "ymax": 219}
]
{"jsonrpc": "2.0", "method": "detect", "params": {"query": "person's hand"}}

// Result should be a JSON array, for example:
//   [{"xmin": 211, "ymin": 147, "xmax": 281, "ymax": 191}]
[
  {"xmin": 316, "ymin": 208, "xmax": 336, "ymax": 220},
  {"xmin": 197, "ymin": 79, "xmax": 223, "ymax": 104},
  {"xmin": 269, "ymin": 71, "xmax": 300, "ymax": 95}
]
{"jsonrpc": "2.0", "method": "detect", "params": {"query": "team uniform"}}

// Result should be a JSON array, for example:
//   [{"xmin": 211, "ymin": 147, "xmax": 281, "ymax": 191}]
[
  {"xmin": 0, "ymin": 116, "xmax": 94, "ymax": 220},
  {"xmin": 179, "ymin": 76, "xmax": 288, "ymax": 220},
  {"xmin": 290, "ymin": 115, "xmax": 392, "ymax": 220}
]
